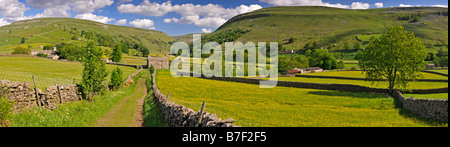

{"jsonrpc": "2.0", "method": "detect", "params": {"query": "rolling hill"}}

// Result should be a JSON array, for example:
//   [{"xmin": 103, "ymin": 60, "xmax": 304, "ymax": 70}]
[
  {"xmin": 206, "ymin": 6, "xmax": 448, "ymax": 52},
  {"xmin": 0, "ymin": 18, "xmax": 174, "ymax": 54}
]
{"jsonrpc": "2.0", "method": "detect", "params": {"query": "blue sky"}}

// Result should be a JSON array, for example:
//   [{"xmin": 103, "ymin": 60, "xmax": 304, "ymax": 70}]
[{"xmin": 0, "ymin": 0, "xmax": 448, "ymax": 36}]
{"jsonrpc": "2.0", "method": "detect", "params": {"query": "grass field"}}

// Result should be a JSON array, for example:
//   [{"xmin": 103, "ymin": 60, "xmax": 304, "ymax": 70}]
[
  {"xmin": 429, "ymin": 70, "xmax": 449, "ymax": 75},
  {"xmin": 403, "ymin": 93, "xmax": 448, "ymax": 100},
  {"xmin": 275, "ymin": 77, "xmax": 447, "ymax": 90},
  {"xmin": 0, "ymin": 56, "xmax": 138, "ymax": 90},
  {"xmin": 300, "ymin": 71, "xmax": 448, "ymax": 80},
  {"xmin": 121, "ymin": 55, "xmax": 147, "ymax": 66},
  {"xmin": 156, "ymin": 69, "xmax": 447, "ymax": 127}
]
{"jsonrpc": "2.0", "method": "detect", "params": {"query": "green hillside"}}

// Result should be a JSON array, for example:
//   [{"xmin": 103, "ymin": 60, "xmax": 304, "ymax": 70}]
[
  {"xmin": 0, "ymin": 18, "xmax": 174, "ymax": 54},
  {"xmin": 208, "ymin": 6, "xmax": 448, "ymax": 52}
]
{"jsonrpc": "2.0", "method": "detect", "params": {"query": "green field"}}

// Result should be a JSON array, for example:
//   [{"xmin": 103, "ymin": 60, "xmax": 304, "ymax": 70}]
[
  {"xmin": 403, "ymin": 93, "xmax": 448, "ymax": 99},
  {"xmin": 121, "ymin": 55, "xmax": 147, "ymax": 66},
  {"xmin": 300, "ymin": 71, "xmax": 448, "ymax": 80},
  {"xmin": 275, "ymin": 77, "xmax": 447, "ymax": 90},
  {"xmin": 0, "ymin": 56, "xmax": 138, "ymax": 90},
  {"xmin": 156, "ymin": 69, "xmax": 446, "ymax": 127},
  {"xmin": 429, "ymin": 70, "xmax": 449, "ymax": 75}
]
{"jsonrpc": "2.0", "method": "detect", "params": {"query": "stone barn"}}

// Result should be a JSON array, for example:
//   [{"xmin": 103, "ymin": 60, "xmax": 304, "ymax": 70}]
[{"xmin": 147, "ymin": 57, "xmax": 170, "ymax": 69}]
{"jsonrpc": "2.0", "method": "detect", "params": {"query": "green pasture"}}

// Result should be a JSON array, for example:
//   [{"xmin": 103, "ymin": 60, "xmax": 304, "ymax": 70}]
[
  {"xmin": 0, "ymin": 56, "xmax": 138, "ymax": 90},
  {"xmin": 156, "ymin": 69, "xmax": 447, "ymax": 127}
]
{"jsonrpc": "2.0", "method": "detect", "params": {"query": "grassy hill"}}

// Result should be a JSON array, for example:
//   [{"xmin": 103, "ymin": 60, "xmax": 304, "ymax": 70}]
[
  {"xmin": 0, "ymin": 18, "xmax": 174, "ymax": 54},
  {"xmin": 208, "ymin": 6, "xmax": 448, "ymax": 52}
]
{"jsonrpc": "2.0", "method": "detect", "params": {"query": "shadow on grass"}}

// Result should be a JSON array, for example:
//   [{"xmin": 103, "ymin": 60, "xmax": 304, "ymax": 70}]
[
  {"xmin": 307, "ymin": 91, "xmax": 386, "ymax": 99},
  {"xmin": 142, "ymin": 78, "xmax": 168, "ymax": 127},
  {"xmin": 398, "ymin": 108, "xmax": 448, "ymax": 127}
]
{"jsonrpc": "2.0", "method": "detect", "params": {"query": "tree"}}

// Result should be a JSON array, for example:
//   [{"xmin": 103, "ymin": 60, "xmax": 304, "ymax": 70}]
[
  {"xmin": 358, "ymin": 26, "xmax": 427, "ymax": 93},
  {"xmin": 425, "ymin": 53, "xmax": 435, "ymax": 61},
  {"xmin": 20, "ymin": 37, "xmax": 26, "ymax": 44},
  {"xmin": 111, "ymin": 44, "xmax": 123, "ymax": 62},
  {"xmin": 142, "ymin": 47, "xmax": 150, "ymax": 56},
  {"xmin": 12, "ymin": 46, "xmax": 31, "ymax": 55},
  {"xmin": 80, "ymin": 42, "xmax": 108, "ymax": 100},
  {"xmin": 43, "ymin": 45, "xmax": 54, "ymax": 50},
  {"xmin": 108, "ymin": 67, "xmax": 123, "ymax": 90},
  {"xmin": 308, "ymin": 49, "xmax": 338, "ymax": 70}
]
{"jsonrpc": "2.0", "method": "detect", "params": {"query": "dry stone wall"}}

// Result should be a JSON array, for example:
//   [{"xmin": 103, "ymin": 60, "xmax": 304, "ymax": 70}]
[
  {"xmin": 392, "ymin": 90, "xmax": 448, "ymax": 122},
  {"xmin": 178, "ymin": 72, "xmax": 448, "ymax": 94},
  {"xmin": 151, "ymin": 72, "xmax": 239, "ymax": 127},
  {"xmin": 1, "ymin": 80, "xmax": 81, "ymax": 111}
]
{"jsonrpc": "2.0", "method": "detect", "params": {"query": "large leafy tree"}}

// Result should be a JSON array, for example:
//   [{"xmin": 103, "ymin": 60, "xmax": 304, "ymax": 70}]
[
  {"xmin": 80, "ymin": 42, "xmax": 108, "ymax": 100},
  {"xmin": 358, "ymin": 26, "xmax": 427, "ymax": 93}
]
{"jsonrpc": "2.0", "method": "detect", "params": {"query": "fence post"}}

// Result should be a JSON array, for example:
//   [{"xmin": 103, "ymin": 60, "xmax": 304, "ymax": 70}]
[
  {"xmin": 32, "ymin": 75, "xmax": 42, "ymax": 107},
  {"xmin": 57, "ymin": 78, "xmax": 63, "ymax": 104},
  {"xmin": 167, "ymin": 92, "xmax": 170, "ymax": 100},
  {"xmin": 196, "ymin": 101, "xmax": 206, "ymax": 127}
]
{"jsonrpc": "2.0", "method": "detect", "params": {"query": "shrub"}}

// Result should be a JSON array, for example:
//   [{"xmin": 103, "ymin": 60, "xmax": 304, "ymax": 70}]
[
  {"xmin": 43, "ymin": 45, "xmax": 54, "ymax": 50},
  {"xmin": 149, "ymin": 64, "xmax": 155, "ymax": 75},
  {"xmin": 109, "ymin": 67, "xmax": 123, "ymax": 90},
  {"xmin": 36, "ymin": 53, "xmax": 48, "ymax": 57},
  {"xmin": 12, "ymin": 46, "xmax": 31, "ymax": 55},
  {"xmin": 0, "ymin": 87, "xmax": 12, "ymax": 127}
]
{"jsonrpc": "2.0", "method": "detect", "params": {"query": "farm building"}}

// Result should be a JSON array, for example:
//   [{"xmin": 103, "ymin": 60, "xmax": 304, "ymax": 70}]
[
  {"xmin": 147, "ymin": 57, "xmax": 170, "ymax": 69},
  {"xmin": 31, "ymin": 47, "xmax": 59, "ymax": 60}
]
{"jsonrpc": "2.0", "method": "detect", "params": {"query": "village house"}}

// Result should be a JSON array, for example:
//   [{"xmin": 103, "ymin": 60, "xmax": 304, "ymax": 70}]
[
  {"xmin": 31, "ymin": 46, "xmax": 59, "ymax": 60},
  {"xmin": 283, "ymin": 67, "xmax": 323, "ymax": 75},
  {"xmin": 426, "ymin": 64, "xmax": 436, "ymax": 70}
]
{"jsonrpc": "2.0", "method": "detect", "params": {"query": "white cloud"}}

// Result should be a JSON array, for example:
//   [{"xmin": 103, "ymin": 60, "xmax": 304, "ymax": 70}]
[
  {"xmin": 195, "ymin": 17, "xmax": 227, "ymax": 27},
  {"xmin": 119, "ymin": 0, "xmax": 262, "ymax": 27},
  {"xmin": 0, "ymin": 0, "xmax": 29, "ymax": 21},
  {"xmin": 431, "ymin": 5, "xmax": 448, "ymax": 8},
  {"xmin": 26, "ymin": 0, "xmax": 114, "ymax": 14},
  {"xmin": 163, "ymin": 18, "xmax": 172, "ymax": 23},
  {"xmin": 259, "ymin": 0, "xmax": 350, "ymax": 9},
  {"xmin": 201, "ymin": 28, "xmax": 212, "ymax": 33},
  {"xmin": 115, "ymin": 19, "xmax": 127, "ymax": 25},
  {"xmin": 129, "ymin": 19, "xmax": 155, "ymax": 29},
  {"xmin": 351, "ymin": 2, "xmax": 370, "ymax": 9},
  {"xmin": 0, "ymin": 18, "xmax": 11, "ymax": 27},
  {"xmin": 399, "ymin": 4, "xmax": 415, "ymax": 7},
  {"xmin": 374, "ymin": 3, "xmax": 383, "ymax": 8},
  {"xmin": 75, "ymin": 13, "xmax": 115, "ymax": 24}
]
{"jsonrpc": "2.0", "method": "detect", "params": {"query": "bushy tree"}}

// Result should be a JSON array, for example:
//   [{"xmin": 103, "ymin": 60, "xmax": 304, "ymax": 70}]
[
  {"xmin": 12, "ymin": 46, "xmax": 31, "ymax": 55},
  {"xmin": 43, "ymin": 45, "xmax": 54, "ymax": 50},
  {"xmin": 308, "ymin": 49, "xmax": 338, "ymax": 70},
  {"xmin": 108, "ymin": 67, "xmax": 123, "ymax": 90},
  {"xmin": 20, "ymin": 37, "xmax": 26, "ymax": 44},
  {"xmin": 111, "ymin": 44, "xmax": 123, "ymax": 62},
  {"xmin": 80, "ymin": 42, "xmax": 108, "ymax": 100},
  {"xmin": 358, "ymin": 26, "xmax": 427, "ymax": 92},
  {"xmin": 142, "ymin": 47, "xmax": 150, "ymax": 56}
]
